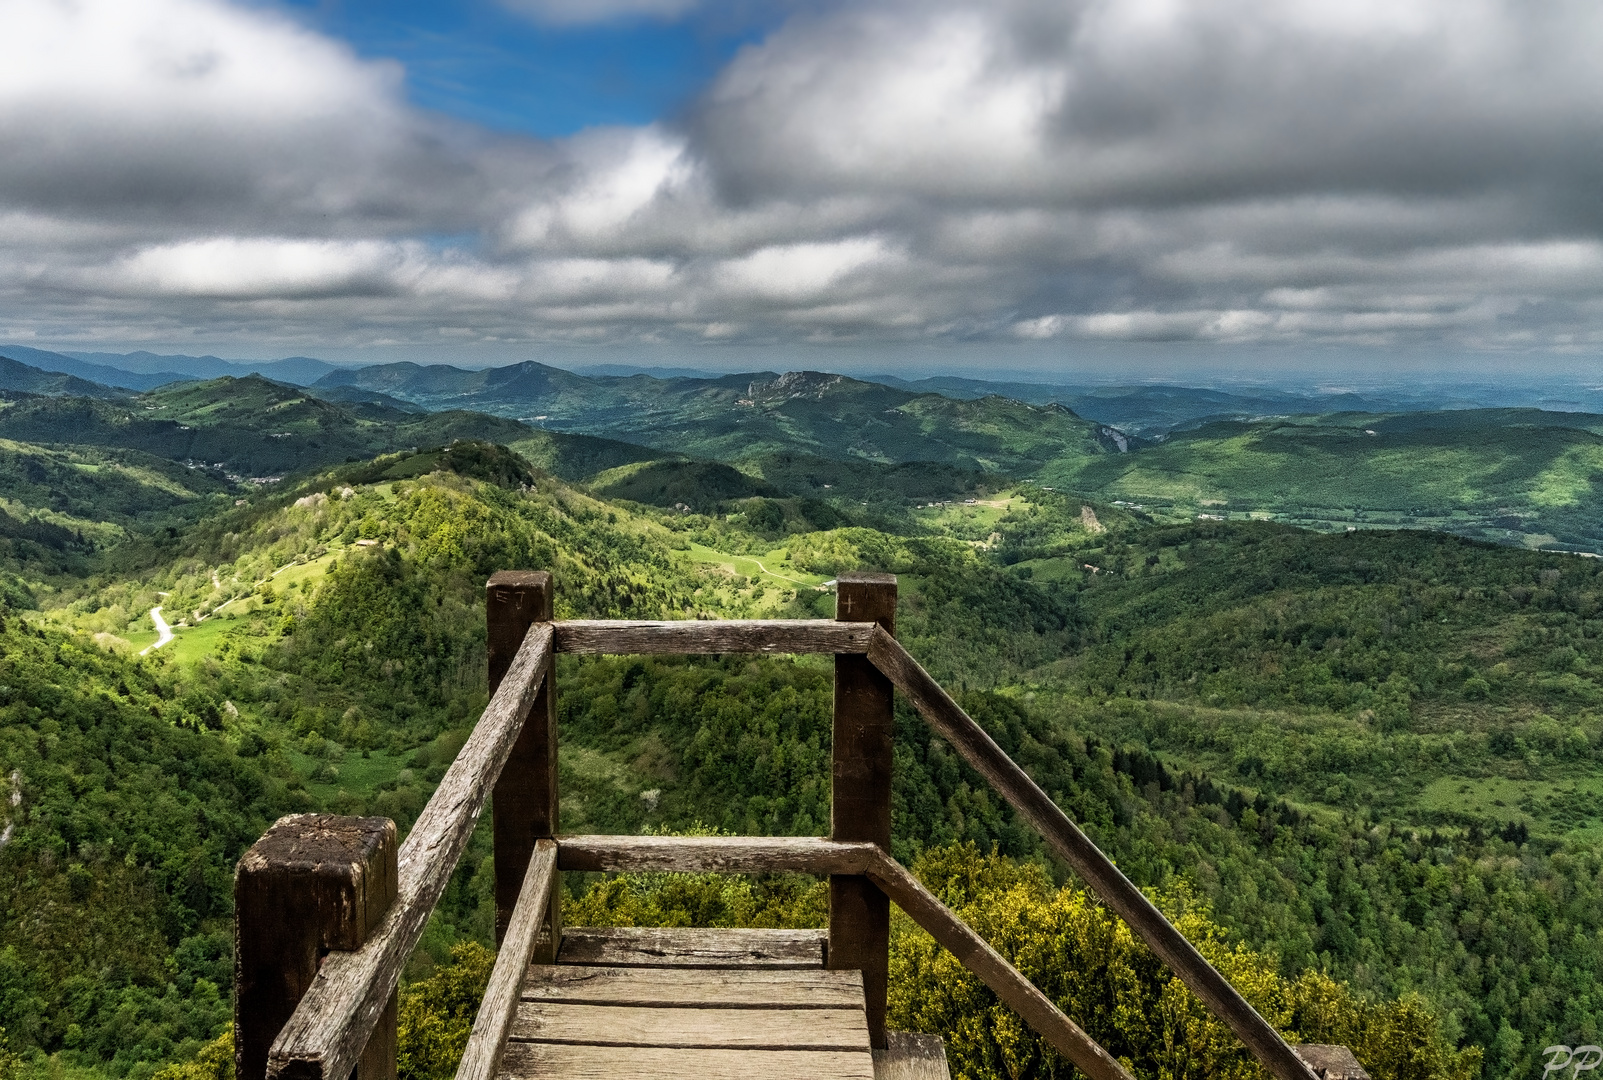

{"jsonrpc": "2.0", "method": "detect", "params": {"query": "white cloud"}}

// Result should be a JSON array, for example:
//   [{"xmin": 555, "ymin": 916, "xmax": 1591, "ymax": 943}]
[
  {"xmin": 498, "ymin": 0, "xmax": 703, "ymax": 26},
  {"xmin": 101, "ymin": 238, "xmax": 411, "ymax": 298},
  {"xmin": 713, "ymin": 238, "xmax": 890, "ymax": 301},
  {"xmin": 1, "ymin": 0, "xmax": 1601, "ymax": 355}
]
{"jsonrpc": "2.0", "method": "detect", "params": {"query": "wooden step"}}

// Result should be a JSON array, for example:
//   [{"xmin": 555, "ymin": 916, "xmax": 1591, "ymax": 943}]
[
  {"xmin": 556, "ymin": 925, "xmax": 827, "ymax": 968},
  {"xmin": 523, "ymin": 964, "xmax": 866, "ymax": 1009},
  {"xmin": 501, "ymin": 1043, "xmax": 877, "ymax": 1079},
  {"xmin": 500, "ymin": 927, "xmax": 871, "ymax": 1080},
  {"xmin": 496, "ymin": 927, "xmax": 948, "ymax": 1080}
]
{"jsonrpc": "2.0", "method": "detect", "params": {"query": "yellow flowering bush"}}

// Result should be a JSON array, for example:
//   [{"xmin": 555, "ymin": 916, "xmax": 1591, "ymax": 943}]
[
  {"xmin": 889, "ymin": 844, "xmax": 1480, "ymax": 1080},
  {"xmin": 396, "ymin": 942, "xmax": 495, "ymax": 1080},
  {"xmin": 150, "ymin": 1030, "xmax": 232, "ymax": 1080}
]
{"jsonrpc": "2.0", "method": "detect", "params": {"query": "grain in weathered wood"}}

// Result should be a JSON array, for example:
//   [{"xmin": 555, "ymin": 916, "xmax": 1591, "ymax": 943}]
[
  {"xmin": 235, "ymin": 815, "xmax": 397, "ymax": 1080},
  {"xmin": 1295, "ymin": 1045, "xmax": 1371, "ymax": 1080},
  {"xmin": 453, "ymin": 840, "xmax": 556, "ymax": 1080},
  {"xmin": 557, "ymin": 926, "xmax": 826, "ymax": 968},
  {"xmin": 509, "ymin": 1002, "xmax": 869, "ymax": 1049},
  {"xmin": 267, "ymin": 623, "xmax": 553, "ymax": 1080},
  {"xmin": 865, "ymin": 628, "xmax": 1320, "ymax": 1080},
  {"xmin": 832, "ymin": 572, "xmax": 897, "ymax": 1049},
  {"xmin": 872, "ymin": 1032, "xmax": 952, "ymax": 1080},
  {"xmin": 487, "ymin": 573, "xmax": 558, "ymax": 955},
  {"xmin": 861, "ymin": 849, "xmax": 1133, "ymax": 1080},
  {"xmin": 556, "ymin": 834, "xmax": 878, "ymax": 875},
  {"xmin": 554, "ymin": 619, "xmax": 875, "ymax": 655},
  {"xmin": 521, "ymin": 964, "xmax": 865, "ymax": 1009},
  {"xmin": 499, "ymin": 1043, "xmax": 876, "ymax": 1080}
]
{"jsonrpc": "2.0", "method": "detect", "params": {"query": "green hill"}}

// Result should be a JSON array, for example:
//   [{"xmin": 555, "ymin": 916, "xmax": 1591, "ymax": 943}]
[
  {"xmin": 57, "ymin": 465, "xmax": 1597, "ymax": 1077},
  {"xmin": 1050, "ymin": 408, "xmax": 1603, "ymax": 552},
  {"xmin": 8, "ymin": 410, "xmax": 1603, "ymax": 1080},
  {"xmin": 0, "ymin": 611, "xmax": 297, "ymax": 1072},
  {"xmin": 0, "ymin": 438, "xmax": 233, "ymax": 563},
  {"xmin": 0, "ymin": 356, "xmax": 124, "ymax": 399},
  {"xmin": 317, "ymin": 363, "xmax": 1124, "ymax": 473},
  {"xmin": 315, "ymin": 362, "xmax": 1603, "ymax": 556},
  {"xmin": 0, "ymin": 376, "xmax": 658, "ymax": 482}
]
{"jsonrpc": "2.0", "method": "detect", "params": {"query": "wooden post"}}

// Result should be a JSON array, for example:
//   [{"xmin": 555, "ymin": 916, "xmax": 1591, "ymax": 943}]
[
  {"xmin": 830, "ymin": 570, "xmax": 897, "ymax": 1049},
  {"xmin": 235, "ymin": 814, "xmax": 398, "ymax": 1080},
  {"xmin": 487, "ymin": 570, "xmax": 560, "ymax": 960}
]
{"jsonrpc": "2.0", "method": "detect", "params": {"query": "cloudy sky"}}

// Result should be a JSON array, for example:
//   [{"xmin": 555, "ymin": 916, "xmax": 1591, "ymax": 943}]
[{"xmin": 2, "ymin": 0, "xmax": 1600, "ymax": 374}]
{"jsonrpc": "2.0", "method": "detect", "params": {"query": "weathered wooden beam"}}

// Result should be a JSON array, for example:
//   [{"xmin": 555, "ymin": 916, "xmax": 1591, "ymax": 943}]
[
  {"xmin": 508, "ymin": 1001, "xmax": 870, "ymax": 1050},
  {"xmin": 874, "ymin": 1032, "xmax": 952, "ymax": 1080},
  {"xmin": 862, "ymin": 848, "xmax": 1133, "ymax": 1080},
  {"xmin": 454, "ymin": 839, "xmax": 557, "ymax": 1080},
  {"xmin": 520, "ymin": 965, "xmax": 867, "ymax": 1009},
  {"xmin": 487, "ymin": 571, "xmax": 558, "ymax": 956},
  {"xmin": 866, "ymin": 628, "xmax": 1320, "ymax": 1080},
  {"xmin": 555, "ymin": 834, "xmax": 879, "ymax": 875},
  {"xmin": 831, "ymin": 572, "xmax": 897, "ymax": 1049},
  {"xmin": 500, "ymin": 1044, "xmax": 875, "ymax": 1080},
  {"xmin": 267, "ymin": 622, "xmax": 554, "ymax": 1080},
  {"xmin": 235, "ymin": 815, "xmax": 398, "ymax": 1080},
  {"xmin": 554, "ymin": 619, "xmax": 875, "ymax": 655},
  {"xmin": 557, "ymin": 927, "xmax": 828, "ymax": 968},
  {"xmin": 1295, "ymin": 1045, "xmax": 1371, "ymax": 1080}
]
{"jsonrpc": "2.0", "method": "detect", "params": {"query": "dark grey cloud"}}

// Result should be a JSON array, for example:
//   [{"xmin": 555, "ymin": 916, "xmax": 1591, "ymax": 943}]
[{"xmin": 1, "ymin": 0, "xmax": 1600, "ymax": 357}]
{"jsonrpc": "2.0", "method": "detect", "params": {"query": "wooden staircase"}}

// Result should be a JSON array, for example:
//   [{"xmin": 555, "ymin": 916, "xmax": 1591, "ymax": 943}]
[{"xmin": 232, "ymin": 570, "xmax": 1365, "ymax": 1080}]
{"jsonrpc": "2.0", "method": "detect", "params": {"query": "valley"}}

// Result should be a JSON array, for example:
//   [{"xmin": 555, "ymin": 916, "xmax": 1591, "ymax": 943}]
[{"xmin": 0, "ymin": 349, "xmax": 1600, "ymax": 1080}]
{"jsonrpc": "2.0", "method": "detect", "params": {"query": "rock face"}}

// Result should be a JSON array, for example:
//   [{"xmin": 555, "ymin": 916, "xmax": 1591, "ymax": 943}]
[{"xmin": 750, "ymin": 371, "xmax": 845, "ymax": 401}]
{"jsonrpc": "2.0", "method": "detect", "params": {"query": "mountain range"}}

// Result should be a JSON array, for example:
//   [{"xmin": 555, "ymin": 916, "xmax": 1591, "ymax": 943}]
[
  {"xmin": 3, "ymin": 350, "xmax": 1601, "ymax": 553},
  {"xmin": 0, "ymin": 345, "xmax": 339, "ymax": 390},
  {"xmin": 314, "ymin": 362, "xmax": 1129, "ymax": 471}
]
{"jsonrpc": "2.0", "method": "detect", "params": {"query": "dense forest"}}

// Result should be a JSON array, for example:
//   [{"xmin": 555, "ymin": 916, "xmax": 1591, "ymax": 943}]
[{"xmin": 0, "ymin": 421, "xmax": 1599, "ymax": 1080}]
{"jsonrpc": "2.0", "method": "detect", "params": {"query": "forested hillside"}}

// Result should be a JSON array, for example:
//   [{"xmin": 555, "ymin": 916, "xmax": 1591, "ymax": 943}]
[
  {"xmin": 1054, "ymin": 410, "xmax": 1603, "ymax": 552},
  {"xmin": 1, "ymin": 376, "xmax": 1601, "ymax": 1080},
  {"xmin": 316, "ymin": 362, "xmax": 1126, "ymax": 472}
]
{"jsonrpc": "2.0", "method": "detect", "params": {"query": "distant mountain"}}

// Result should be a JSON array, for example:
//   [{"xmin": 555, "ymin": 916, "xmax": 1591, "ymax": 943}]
[
  {"xmin": 315, "ymin": 362, "xmax": 1126, "ymax": 474},
  {"xmin": 64, "ymin": 350, "xmax": 339, "ymax": 386},
  {"xmin": 0, "ymin": 375, "xmax": 540, "ymax": 478},
  {"xmin": 307, "ymin": 384, "xmax": 430, "ymax": 414},
  {"xmin": 570, "ymin": 363, "xmax": 731, "ymax": 379},
  {"xmin": 0, "ymin": 345, "xmax": 192, "ymax": 391},
  {"xmin": 865, "ymin": 376, "xmax": 1410, "ymax": 434},
  {"xmin": 0, "ymin": 355, "xmax": 125, "ymax": 399},
  {"xmin": 0, "ymin": 374, "xmax": 682, "ymax": 489},
  {"xmin": 865, "ymin": 374, "xmax": 1603, "ymax": 434}
]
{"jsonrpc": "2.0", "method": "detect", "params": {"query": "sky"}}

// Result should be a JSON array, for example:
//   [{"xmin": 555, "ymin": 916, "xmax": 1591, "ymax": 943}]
[{"xmin": 1, "ymin": 0, "xmax": 1601, "ymax": 379}]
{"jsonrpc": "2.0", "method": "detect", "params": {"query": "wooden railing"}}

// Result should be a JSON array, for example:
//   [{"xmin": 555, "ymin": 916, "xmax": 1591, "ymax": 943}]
[{"xmin": 235, "ymin": 569, "xmax": 1346, "ymax": 1080}]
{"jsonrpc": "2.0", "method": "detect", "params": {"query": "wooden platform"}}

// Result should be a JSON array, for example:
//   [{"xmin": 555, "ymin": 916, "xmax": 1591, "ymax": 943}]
[{"xmin": 497, "ymin": 927, "xmax": 947, "ymax": 1080}]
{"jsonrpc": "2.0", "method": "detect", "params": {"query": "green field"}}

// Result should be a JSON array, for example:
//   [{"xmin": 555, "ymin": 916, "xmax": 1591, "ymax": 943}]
[{"xmin": 683, "ymin": 542, "xmax": 821, "ymax": 584}]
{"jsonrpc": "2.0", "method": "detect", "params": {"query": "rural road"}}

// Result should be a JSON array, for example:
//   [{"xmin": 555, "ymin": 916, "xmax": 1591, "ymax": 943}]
[
  {"xmin": 747, "ymin": 557, "xmax": 815, "ymax": 587},
  {"xmin": 141, "ymin": 602, "xmax": 175, "ymax": 655}
]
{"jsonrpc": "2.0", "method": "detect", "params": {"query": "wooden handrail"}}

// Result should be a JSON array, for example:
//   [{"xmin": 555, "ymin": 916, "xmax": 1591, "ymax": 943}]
[
  {"xmin": 861, "ymin": 846, "xmax": 1135, "ymax": 1080},
  {"xmin": 266, "ymin": 623, "xmax": 554, "ymax": 1080},
  {"xmin": 241, "ymin": 602, "xmax": 1334, "ymax": 1080},
  {"xmin": 556, "ymin": 833, "xmax": 880, "ymax": 875},
  {"xmin": 455, "ymin": 840, "xmax": 558, "ymax": 1080},
  {"xmin": 554, "ymin": 618, "xmax": 877, "ymax": 655},
  {"xmin": 865, "ymin": 627, "xmax": 1320, "ymax": 1080}
]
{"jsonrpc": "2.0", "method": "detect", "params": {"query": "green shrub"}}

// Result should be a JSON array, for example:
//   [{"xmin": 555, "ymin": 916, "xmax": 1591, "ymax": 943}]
[{"xmin": 396, "ymin": 942, "xmax": 495, "ymax": 1080}]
